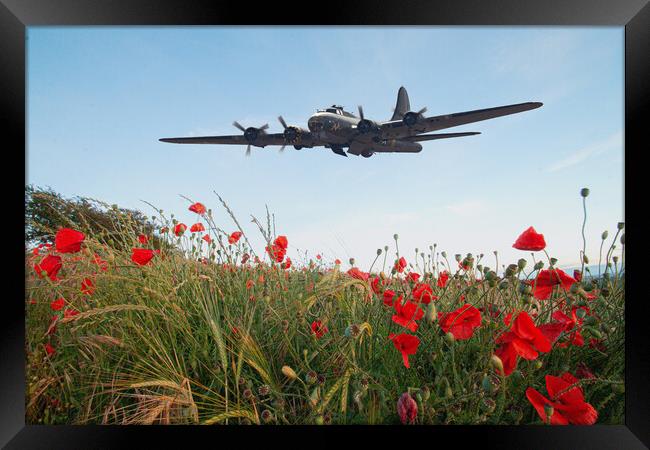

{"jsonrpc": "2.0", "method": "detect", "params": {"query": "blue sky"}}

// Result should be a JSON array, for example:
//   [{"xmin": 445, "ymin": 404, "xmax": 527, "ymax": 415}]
[{"xmin": 27, "ymin": 27, "xmax": 624, "ymax": 271}]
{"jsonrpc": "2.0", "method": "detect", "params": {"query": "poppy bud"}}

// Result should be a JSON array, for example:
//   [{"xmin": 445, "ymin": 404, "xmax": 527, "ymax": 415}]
[
  {"xmin": 444, "ymin": 332, "xmax": 455, "ymax": 345},
  {"xmin": 490, "ymin": 354, "xmax": 504, "ymax": 374},
  {"xmin": 281, "ymin": 365, "xmax": 297, "ymax": 380},
  {"xmin": 576, "ymin": 308, "xmax": 587, "ymax": 319},
  {"xmin": 620, "ymin": 233, "xmax": 625, "ymax": 245},
  {"xmin": 517, "ymin": 258, "xmax": 527, "ymax": 270},
  {"xmin": 482, "ymin": 374, "xmax": 492, "ymax": 393},
  {"xmin": 425, "ymin": 302, "xmax": 437, "ymax": 323},
  {"xmin": 533, "ymin": 360, "xmax": 543, "ymax": 370},
  {"xmin": 601, "ymin": 230, "xmax": 609, "ymax": 240},
  {"xmin": 309, "ymin": 387, "xmax": 320, "ymax": 407},
  {"xmin": 550, "ymin": 258, "xmax": 558, "ymax": 267},
  {"xmin": 379, "ymin": 271, "xmax": 387, "ymax": 280},
  {"xmin": 349, "ymin": 258, "xmax": 355, "ymax": 266},
  {"xmin": 314, "ymin": 415, "xmax": 324, "ymax": 425},
  {"xmin": 617, "ymin": 222, "xmax": 624, "ymax": 230},
  {"xmin": 376, "ymin": 248, "xmax": 382, "ymax": 255},
  {"xmin": 583, "ymin": 254, "xmax": 589, "ymax": 264},
  {"xmin": 454, "ymin": 254, "xmax": 461, "ymax": 262},
  {"xmin": 421, "ymin": 386, "xmax": 430, "ymax": 401},
  {"xmin": 612, "ymin": 383, "xmax": 625, "ymax": 394},
  {"xmin": 580, "ymin": 188, "xmax": 590, "ymax": 197},
  {"xmin": 544, "ymin": 404, "xmax": 554, "ymax": 422},
  {"xmin": 477, "ymin": 264, "xmax": 483, "ymax": 273}
]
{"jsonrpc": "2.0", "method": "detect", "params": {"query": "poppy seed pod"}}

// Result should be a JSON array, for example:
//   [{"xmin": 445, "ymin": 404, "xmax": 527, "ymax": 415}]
[
  {"xmin": 455, "ymin": 254, "xmax": 462, "ymax": 262},
  {"xmin": 305, "ymin": 370, "xmax": 318, "ymax": 385},
  {"xmin": 518, "ymin": 258, "xmax": 527, "ymax": 270},
  {"xmin": 393, "ymin": 234, "xmax": 399, "ymax": 241},
  {"xmin": 349, "ymin": 258, "xmax": 355, "ymax": 266},
  {"xmin": 550, "ymin": 257, "xmax": 558, "ymax": 267},
  {"xmin": 534, "ymin": 261, "xmax": 544, "ymax": 270},
  {"xmin": 376, "ymin": 248, "xmax": 382, "ymax": 255},
  {"xmin": 617, "ymin": 222, "xmax": 624, "ymax": 230},
  {"xmin": 580, "ymin": 188, "xmax": 590, "ymax": 197},
  {"xmin": 261, "ymin": 409, "xmax": 273, "ymax": 423},
  {"xmin": 441, "ymin": 251, "xmax": 447, "ymax": 258},
  {"xmin": 601, "ymin": 230, "xmax": 609, "ymax": 240},
  {"xmin": 620, "ymin": 233, "xmax": 625, "ymax": 245}
]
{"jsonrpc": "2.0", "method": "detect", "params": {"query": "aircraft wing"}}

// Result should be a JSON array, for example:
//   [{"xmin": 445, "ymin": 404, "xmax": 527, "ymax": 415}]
[
  {"xmin": 380, "ymin": 102, "xmax": 543, "ymax": 136},
  {"xmin": 159, "ymin": 133, "xmax": 289, "ymax": 146}
]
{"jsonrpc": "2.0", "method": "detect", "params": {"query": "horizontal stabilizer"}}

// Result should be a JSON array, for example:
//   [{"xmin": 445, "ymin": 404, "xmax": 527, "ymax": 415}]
[{"xmin": 405, "ymin": 132, "xmax": 481, "ymax": 142}]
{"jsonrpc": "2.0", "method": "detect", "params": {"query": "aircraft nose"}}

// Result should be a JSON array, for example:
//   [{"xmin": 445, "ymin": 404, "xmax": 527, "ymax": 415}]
[{"xmin": 308, "ymin": 117, "xmax": 323, "ymax": 132}]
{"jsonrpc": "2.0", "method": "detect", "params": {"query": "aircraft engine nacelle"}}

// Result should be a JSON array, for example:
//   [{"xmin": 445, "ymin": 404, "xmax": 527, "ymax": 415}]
[
  {"xmin": 402, "ymin": 111, "xmax": 422, "ymax": 127},
  {"xmin": 283, "ymin": 126, "xmax": 305, "ymax": 144},
  {"xmin": 356, "ymin": 119, "xmax": 379, "ymax": 134},
  {"xmin": 361, "ymin": 150, "xmax": 374, "ymax": 158},
  {"xmin": 244, "ymin": 127, "xmax": 262, "ymax": 142}
]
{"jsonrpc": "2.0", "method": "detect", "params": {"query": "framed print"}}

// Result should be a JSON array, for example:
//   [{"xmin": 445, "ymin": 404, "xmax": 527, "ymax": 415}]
[{"xmin": 3, "ymin": 0, "xmax": 648, "ymax": 448}]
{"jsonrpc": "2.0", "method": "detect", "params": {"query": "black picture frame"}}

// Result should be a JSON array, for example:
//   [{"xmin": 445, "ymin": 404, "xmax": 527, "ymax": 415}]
[{"xmin": 3, "ymin": 0, "xmax": 648, "ymax": 448}]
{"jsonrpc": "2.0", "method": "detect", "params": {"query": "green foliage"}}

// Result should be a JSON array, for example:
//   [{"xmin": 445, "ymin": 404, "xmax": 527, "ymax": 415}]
[{"xmin": 24, "ymin": 194, "xmax": 625, "ymax": 425}]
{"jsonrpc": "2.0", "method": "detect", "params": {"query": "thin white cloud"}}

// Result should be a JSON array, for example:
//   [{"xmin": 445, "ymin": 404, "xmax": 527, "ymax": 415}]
[
  {"xmin": 445, "ymin": 200, "xmax": 487, "ymax": 217},
  {"xmin": 547, "ymin": 131, "xmax": 623, "ymax": 173}
]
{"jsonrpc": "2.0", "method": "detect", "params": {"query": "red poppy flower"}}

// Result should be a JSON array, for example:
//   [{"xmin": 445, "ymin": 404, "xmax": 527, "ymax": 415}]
[
  {"xmin": 392, "ymin": 299, "xmax": 424, "ymax": 332},
  {"xmin": 174, "ymin": 223, "xmax": 187, "ymax": 236},
  {"xmin": 383, "ymin": 290, "xmax": 398, "ymax": 307},
  {"xmin": 573, "ymin": 270, "xmax": 582, "ymax": 282},
  {"xmin": 281, "ymin": 257, "xmax": 292, "ymax": 270},
  {"xmin": 55, "ymin": 228, "xmax": 85, "ymax": 253},
  {"xmin": 64, "ymin": 308, "xmax": 79, "ymax": 319},
  {"xmin": 406, "ymin": 272, "xmax": 420, "ymax": 283},
  {"xmin": 274, "ymin": 235, "xmax": 288, "ymax": 250},
  {"xmin": 316, "ymin": 254, "xmax": 321, "ymax": 260},
  {"xmin": 437, "ymin": 271, "xmax": 450, "ymax": 288},
  {"xmin": 266, "ymin": 244, "xmax": 286, "ymax": 263},
  {"xmin": 246, "ymin": 279, "xmax": 254, "ymax": 290},
  {"xmin": 397, "ymin": 392, "xmax": 418, "ymax": 424},
  {"xmin": 439, "ymin": 304, "xmax": 482, "ymax": 340},
  {"xmin": 228, "ymin": 231, "xmax": 243, "ymax": 244},
  {"xmin": 389, "ymin": 333, "xmax": 420, "ymax": 368},
  {"xmin": 241, "ymin": 253, "xmax": 250, "ymax": 264},
  {"xmin": 202, "ymin": 234, "xmax": 212, "ymax": 243},
  {"xmin": 93, "ymin": 253, "xmax": 108, "ymax": 271},
  {"xmin": 34, "ymin": 255, "xmax": 62, "ymax": 281},
  {"xmin": 347, "ymin": 267, "xmax": 369, "ymax": 281},
  {"xmin": 190, "ymin": 223, "xmax": 205, "ymax": 233},
  {"xmin": 525, "ymin": 372, "xmax": 598, "ymax": 425},
  {"xmin": 334, "ymin": 259, "xmax": 341, "ymax": 265},
  {"xmin": 552, "ymin": 307, "xmax": 587, "ymax": 347},
  {"xmin": 160, "ymin": 227, "xmax": 169, "ymax": 234},
  {"xmin": 495, "ymin": 311, "xmax": 552, "ymax": 375},
  {"xmin": 531, "ymin": 269, "xmax": 577, "ymax": 300},
  {"xmin": 45, "ymin": 343, "xmax": 56, "ymax": 356},
  {"xmin": 50, "ymin": 297, "xmax": 65, "ymax": 311},
  {"xmin": 189, "ymin": 202, "xmax": 207, "ymax": 215},
  {"xmin": 131, "ymin": 248, "xmax": 155, "ymax": 266},
  {"xmin": 513, "ymin": 226, "xmax": 546, "ymax": 251},
  {"xmin": 138, "ymin": 234, "xmax": 148, "ymax": 244},
  {"xmin": 413, "ymin": 283, "xmax": 436, "ymax": 304},
  {"xmin": 394, "ymin": 257, "xmax": 407, "ymax": 273},
  {"xmin": 311, "ymin": 320, "xmax": 328, "ymax": 339},
  {"xmin": 370, "ymin": 276, "xmax": 385, "ymax": 295},
  {"xmin": 81, "ymin": 277, "xmax": 95, "ymax": 296}
]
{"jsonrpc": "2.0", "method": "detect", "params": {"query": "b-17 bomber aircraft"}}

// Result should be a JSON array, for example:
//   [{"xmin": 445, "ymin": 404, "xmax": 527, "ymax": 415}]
[{"xmin": 159, "ymin": 87, "xmax": 542, "ymax": 158}]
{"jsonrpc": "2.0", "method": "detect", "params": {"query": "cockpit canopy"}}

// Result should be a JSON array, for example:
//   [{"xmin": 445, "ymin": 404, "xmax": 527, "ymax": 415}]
[{"xmin": 316, "ymin": 105, "xmax": 354, "ymax": 117}]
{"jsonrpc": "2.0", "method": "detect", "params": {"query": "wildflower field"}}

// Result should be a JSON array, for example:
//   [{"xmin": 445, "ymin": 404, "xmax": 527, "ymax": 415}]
[{"xmin": 25, "ymin": 189, "xmax": 625, "ymax": 425}]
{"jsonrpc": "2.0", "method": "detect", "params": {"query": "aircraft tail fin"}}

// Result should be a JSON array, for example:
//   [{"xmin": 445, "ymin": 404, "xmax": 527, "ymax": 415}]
[{"xmin": 391, "ymin": 86, "xmax": 411, "ymax": 121}]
